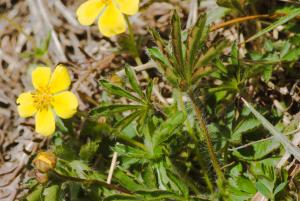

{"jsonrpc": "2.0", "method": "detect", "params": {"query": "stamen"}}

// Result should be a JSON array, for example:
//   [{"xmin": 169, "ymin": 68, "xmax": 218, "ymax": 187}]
[{"xmin": 31, "ymin": 87, "xmax": 53, "ymax": 111}]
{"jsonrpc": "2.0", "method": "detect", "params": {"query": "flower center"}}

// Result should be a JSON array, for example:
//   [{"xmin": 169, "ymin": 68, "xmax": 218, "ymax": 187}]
[{"xmin": 32, "ymin": 87, "xmax": 53, "ymax": 111}]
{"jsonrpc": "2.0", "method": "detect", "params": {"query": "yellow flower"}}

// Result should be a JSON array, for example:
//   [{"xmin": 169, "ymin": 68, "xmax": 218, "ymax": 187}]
[
  {"xmin": 76, "ymin": 0, "xmax": 139, "ymax": 37},
  {"xmin": 16, "ymin": 65, "xmax": 78, "ymax": 136}
]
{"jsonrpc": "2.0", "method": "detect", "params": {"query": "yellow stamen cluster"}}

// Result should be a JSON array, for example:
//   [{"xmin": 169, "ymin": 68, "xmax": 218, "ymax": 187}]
[{"xmin": 32, "ymin": 87, "xmax": 53, "ymax": 111}]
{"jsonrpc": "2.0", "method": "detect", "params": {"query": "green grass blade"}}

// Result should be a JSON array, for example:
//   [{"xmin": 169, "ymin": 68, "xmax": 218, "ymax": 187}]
[
  {"xmin": 242, "ymin": 98, "xmax": 300, "ymax": 162},
  {"xmin": 245, "ymin": 8, "xmax": 300, "ymax": 43}
]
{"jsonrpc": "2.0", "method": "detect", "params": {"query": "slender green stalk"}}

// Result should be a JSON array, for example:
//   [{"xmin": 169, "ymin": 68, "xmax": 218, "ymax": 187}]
[
  {"xmin": 188, "ymin": 90, "xmax": 225, "ymax": 186},
  {"xmin": 124, "ymin": 15, "xmax": 142, "ymax": 65}
]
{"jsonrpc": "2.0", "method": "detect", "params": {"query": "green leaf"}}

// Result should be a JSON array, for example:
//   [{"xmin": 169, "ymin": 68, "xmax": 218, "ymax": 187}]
[
  {"xmin": 142, "ymin": 165, "xmax": 157, "ymax": 188},
  {"xmin": 104, "ymin": 190, "xmax": 182, "ymax": 201},
  {"xmin": 167, "ymin": 171, "xmax": 189, "ymax": 198},
  {"xmin": 125, "ymin": 65, "xmax": 144, "ymax": 98},
  {"xmin": 193, "ymin": 40, "xmax": 228, "ymax": 70},
  {"xmin": 147, "ymin": 48, "xmax": 178, "ymax": 85},
  {"xmin": 100, "ymin": 80, "xmax": 143, "ymax": 103},
  {"xmin": 115, "ymin": 110, "xmax": 142, "ymax": 131},
  {"xmin": 274, "ymin": 182, "xmax": 287, "ymax": 196},
  {"xmin": 186, "ymin": 13, "xmax": 207, "ymax": 70},
  {"xmin": 236, "ymin": 177, "xmax": 257, "ymax": 194},
  {"xmin": 43, "ymin": 185, "xmax": 59, "ymax": 201},
  {"xmin": 149, "ymin": 28, "xmax": 167, "ymax": 56},
  {"xmin": 25, "ymin": 185, "xmax": 43, "ymax": 201},
  {"xmin": 233, "ymin": 139, "xmax": 280, "ymax": 160},
  {"xmin": 79, "ymin": 140, "xmax": 100, "ymax": 161},
  {"xmin": 245, "ymin": 8, "xmax": 300, "ymax": 43},
  {"xmin": 69, "ymin": 160, "xmax": 90, "ymax": 178},
  {"xmin": 90, "ymin": 104, "xmax": 142, "ymax": 117},
  {"xmin": 146, "ymin": 80, "xmax": 153, "ymax": 102},
  {"xmin": 104, "ymin": 194, "xmax": 142, "ymax": 201},
  {"xmin": 135, "ymin": 190, "xmax": 182, "ymax": 200},
  {"xmin": 171, "ymin": 10, "xmax": 185, "ymax": 76},
  {"xmin": 113, "ymin": 144, "xmax": 151, "ymax": 160},
  {"xmin": 153, "ymin": 112, "xmax": 186, "ymax": 146},
  {"xmin": 231, "ymin": 42, "xmax": 239, "ymax": 65},
  {"xmin": 262, "ymin": 65, "xmax": 273, "ymax": 82},
  {"xmin": 282, "ymin": 47, "xmax": 300, "ymax": 62},
  {"xmin": 231, "ymin": 118, "xmax": 261, "ymax": 143},
  {"xmin": 242, "ymin": 99, "xmax": 300, "ymax": 161},
  {"xmin": 147, "ymin": 47, "xmax": 167, "ymax": 65},
  {"xmin": 256, "ymin": 180, "xmax": 272, "ymax": 199},
  {"xmin": 114, "ymin": 169, "xmax": 148, "ymax": 192}
]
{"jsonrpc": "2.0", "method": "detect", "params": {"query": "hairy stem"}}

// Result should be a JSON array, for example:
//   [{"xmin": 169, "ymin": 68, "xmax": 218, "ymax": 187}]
[
  {"xmin": 188, "ymin": 90, "xmax": 225, "ymax": 186},
  {"xmin": 177, "ymin": 90, "xmax": 214, "ymax": 193}
]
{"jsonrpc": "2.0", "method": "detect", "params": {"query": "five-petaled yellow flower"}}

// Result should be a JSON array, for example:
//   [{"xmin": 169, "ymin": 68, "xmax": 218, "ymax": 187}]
[
  {"xmin": 76, "ymin": 0, "xmax": 139, "ymax": 37},
  {"xmin": 16, "ymin": 65, "xmax": 78, "ymax": 136}
]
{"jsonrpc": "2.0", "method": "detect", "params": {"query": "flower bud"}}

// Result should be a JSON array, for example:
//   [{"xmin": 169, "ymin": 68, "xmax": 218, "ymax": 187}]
[
  {"xmin": 109, "ymin": 74, "xmax": 123, "ymax": 85},
  {"xmin": 97, "ymin": 116, "xmax": 107, "ymax": 125},
  {"xmin": 34, "ymin": 152, "xmax": 56, "ymax": 173},
  {"xmin": 35, "ymin": 170, "xmax": 48, "ymax": 184}
]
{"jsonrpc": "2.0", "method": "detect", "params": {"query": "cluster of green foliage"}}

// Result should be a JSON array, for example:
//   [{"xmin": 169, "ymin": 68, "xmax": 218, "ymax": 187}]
[{"xmin": 24, "ymin": 1, "xmax": 300, "ymax": 201}]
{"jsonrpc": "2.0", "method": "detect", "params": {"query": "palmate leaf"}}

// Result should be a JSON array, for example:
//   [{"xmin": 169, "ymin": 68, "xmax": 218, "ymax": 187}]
[
  {"xmin": 125, "ymin": 65, "xmax": 144, "ymax": 98},
  {"xmin": 242, "ymin": 98, "xmax": 300, "ymax": 162},
  {"xmin": 100, "ymin": 80, "xmax": 143, "ymax": 103}
]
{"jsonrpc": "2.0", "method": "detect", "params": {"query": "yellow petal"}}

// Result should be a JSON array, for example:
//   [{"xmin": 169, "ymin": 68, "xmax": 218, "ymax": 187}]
[
  {"xmin": 49, "ymin": 64, "xmax": 71, "ymax": 94},
  {"xmin": 116, "ymin": 0, "xmax": 139, "ymax": 15},
  {"xmin": 98, "ymin": 4, "xmax": 126, "ymax": 37},
  {"xmin": 32, "ymin": 67, "xmax": 51, "ymax": 89},
  {"xmin": 52, "ymin": 91, "xmax": 78, "ymax": 119},
  {"xmin": 35, "ymin": 108, "xmax": 55, "ymax": 136},
  {"xmin": 16, "ymin": 92, "xmax": 37, "ymax": 117},
  {"xmin": 76, "ymin": 0, "xmax": 105, "ymax": 25}
]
